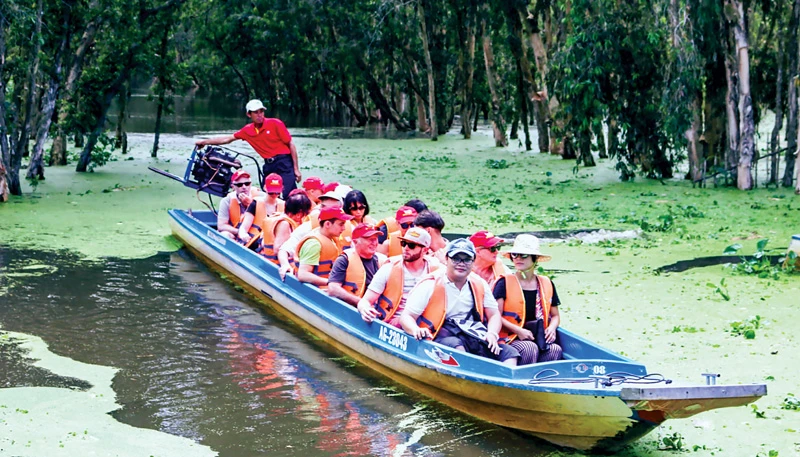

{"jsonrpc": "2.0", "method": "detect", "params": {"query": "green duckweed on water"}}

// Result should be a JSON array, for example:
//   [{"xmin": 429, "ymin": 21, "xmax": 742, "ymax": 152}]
[
  {"xmin": 0, "ymin": 329, "xmax": 217, "ymax": 457},
  {"xmin": 1, "ymin": 131, "xmax": 799, "ymax": 456}
]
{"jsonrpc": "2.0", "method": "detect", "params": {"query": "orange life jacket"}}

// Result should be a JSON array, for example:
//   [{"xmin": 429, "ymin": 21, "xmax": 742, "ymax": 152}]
[
  {"xmin": 295, "ymin": 230, "xmax": 343, "ymax": 287},
  {"xmin": 341, "ymin": 249, "xmax": 369, "ymax": 298},
  {"xmin": 498, "ymin": 273, "xmax": 553, "ymax": 342},
  {"xmin": 375, "ymin": 257, "xmax": 438, "ymax": 321},
  {"xmin": 376, "ymin": 217, "xmax": 400, "ymax": 237},
  {"xmin": 227, "ymin": 188, "xmax": 262, "ymax": 229},
  {"xmin": 415, "ymin": 272, "xmax": 485, "ymax": 338},
  {"xmin": 260, "ymin": 214, "xmax": 299, "ymax": 264},
  {"xmin": 385, "ymin": 230, "xmax": 403, "ymax": 257}
]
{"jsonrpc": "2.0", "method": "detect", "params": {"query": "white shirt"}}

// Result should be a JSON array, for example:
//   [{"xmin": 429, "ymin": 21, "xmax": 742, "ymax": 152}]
[
  {"xmin": 368, "ymin": 259, "xmax": 432, "ymax": 309},
  {"xmin": 404, "ymin": 271, "xmax": 497, "ymax": 321}
]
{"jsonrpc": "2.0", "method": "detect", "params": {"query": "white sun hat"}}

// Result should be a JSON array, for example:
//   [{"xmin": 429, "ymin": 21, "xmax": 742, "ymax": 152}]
[{"xmin": 503, "ymin": 234, "xmax": 551, "ymax": 262}]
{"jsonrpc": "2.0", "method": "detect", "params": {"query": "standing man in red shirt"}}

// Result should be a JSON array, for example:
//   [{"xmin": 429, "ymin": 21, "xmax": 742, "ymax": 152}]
[{"xmin": 195, "ymin": 99, "xmax": 301, "ymax": 198}]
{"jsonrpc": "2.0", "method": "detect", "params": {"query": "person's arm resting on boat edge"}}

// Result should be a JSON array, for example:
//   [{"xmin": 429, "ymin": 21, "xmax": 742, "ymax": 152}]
[
  {"xmin": 356, "ymin": 289, "xmax": 381, "ymax": 322},
  {"xmin": 297, "ymin": 265, "xmax": 329, "ymax": 287}
]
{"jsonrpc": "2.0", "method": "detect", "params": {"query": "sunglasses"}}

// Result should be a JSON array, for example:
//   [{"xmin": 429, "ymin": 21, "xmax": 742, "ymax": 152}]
[
  {"xmin": 400, "ymin": 222, "xmax": 415, "ymax": 230},
  {"xmin": 449, "ymin": 255, "xmax": 474, "ymax": 265},
  {"xmin": 480, "ymin": 246, "xmax": 500, "ymax": 253},
  {"xmin": 400, "ymin": 241, "xmax": 422, "ymax": 250},
  {"xmin": 233, "ymin": 181, "xmax": 251, "ymax": 187},
  {"xmin": 510, "ymin": 253, "xmax": 533, "ymax": 260},
  {"xmin": 349, "ymin": 205, "xmax": 366, "ymax": 211},
  {"xmin": 268, "ymin": 192, "xmax": 281, "ymax": 196}
]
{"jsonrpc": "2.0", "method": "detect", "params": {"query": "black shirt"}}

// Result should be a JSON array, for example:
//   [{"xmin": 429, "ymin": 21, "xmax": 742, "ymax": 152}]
[{"xmin": 492, "ymin": 277, "xmax": 560, "ymax": 322}]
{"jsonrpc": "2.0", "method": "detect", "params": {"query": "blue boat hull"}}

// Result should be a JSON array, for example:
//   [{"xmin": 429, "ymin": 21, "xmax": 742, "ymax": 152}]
[{"xmin": 168, "ymin": 209, "xmax": 766, "ymax": 452}]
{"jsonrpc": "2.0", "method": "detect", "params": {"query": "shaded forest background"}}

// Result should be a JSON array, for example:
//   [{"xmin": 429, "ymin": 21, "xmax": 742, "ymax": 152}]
[{"xmin": 1, "ymin": 0, "xmax": 800, "ymax": 200}]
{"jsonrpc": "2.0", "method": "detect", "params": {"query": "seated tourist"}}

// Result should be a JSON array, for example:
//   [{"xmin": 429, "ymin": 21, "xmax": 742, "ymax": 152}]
[
  {"xmin": 302, "ymin": 176, "xmax": 325, "ymax": 207},
  {"xmin": 377, "ymin": 206, "xmax": 417, "ymax": 257},
  {"xmin": 327, "ymin": 224, "xmax": 387, "ymax": 306},
  {"xmin": 344, "ymin": 190, "xmax": 377, "ymax": 226},
  {"xmin": 217, "ymin": 170, "xmax": 261, "ymax": 241},
  {"xmin": 237, "ymin": 173, "xmax": 287, "ymax": 245},
  {"xmin": 403, "ymin": 198, "xmax": 428, "ymax": 214},
  {"xmin": 376, "ymin": 199, "xmax": 427, "ymax": 243},
  {"xmin": 262, "ymin": 173, "xmax": 286, "ymax": 214},
  {"xmin": 357, "ymin": 227, "xmax": 438, "ymax": 328},
  {"xmin": 399, "ymin": 239, "xmax": 519, "ymax": 366},
  {"xmin": 260, "ymin": 192, "xmax": 312, "ymax": 264},
  {"xmin": 493, "ymin": 234, "xmax": 563, "ymax": 364},
  {"xmin": 278, "ymin": 194, "xmax": 343, "ymax": 280},
  {"xmin": 413, "ymin": 210, "xmax": 447, "ymax": 264},
  {"xmin": 295, "ymin": 207, "xmax": 353, "ymax": 288},
  {"xmin": 469, "ymin": 230, "xmax": 510, "ymax": 284}
]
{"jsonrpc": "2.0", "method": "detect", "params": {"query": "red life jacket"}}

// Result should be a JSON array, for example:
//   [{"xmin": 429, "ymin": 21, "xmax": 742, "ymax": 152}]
[{"xmin": 498, "ymin": 273, "xmax": 553, "ymax": 342}]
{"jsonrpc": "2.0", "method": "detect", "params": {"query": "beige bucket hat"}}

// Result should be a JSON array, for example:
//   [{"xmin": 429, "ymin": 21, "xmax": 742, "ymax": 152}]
[{"xmin": 503, "ymin": 234, "xmax": 551, "ymax": 262}]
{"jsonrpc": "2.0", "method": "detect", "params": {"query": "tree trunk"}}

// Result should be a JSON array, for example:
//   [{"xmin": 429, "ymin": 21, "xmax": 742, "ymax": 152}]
[
  {"xmin": 783, "ymin": 0, "xmax": 800, "ymax": 187},
  {"xmin": 152, "ymin": 93, "xmax": 165, "ymax": 158},
  {"xmin": 10, "ymin": 0, "xmax": 44, "ymax": 194},
  {"xmin": 516, "ymin": 60, "xmax": 531, "ymax": 150},
  {"xmin": 418, "ymin": 0, "xmax": 438, "ymax": 140},
  {"xmin": 50, "ymin": 3, "xmax": 101, "ymax": 166},
  {"xmin": 28, "ymin": 7, "xmax": 70, "ymax": 180},
  {"xmin": 729, "ymin": 0, "xmax": 754, "ymax": 190},
  {"xmin": 481, "ymin": 2, "xmax": 507, "ymax": 147},
  {"xmin": 0, "ymin": 8, "xmax": 11, "ymax": 201},
  {"xmin": 578, "ymin": 129, "xmax": 595, "ymax": 166},
  {"xmin": 769, "ymin": 48, "xmax": 784, "ymax": 185},
  {"xmin": 454, "ymin": 1, "xmax": 476, "ymax": 140},
  {"xmin": 724, "ymin": 53, "xmax": 739, "ymax": 183},
  {"xmin": 115, "ymin": 81, "xmax": 130, "ymax": 154}
]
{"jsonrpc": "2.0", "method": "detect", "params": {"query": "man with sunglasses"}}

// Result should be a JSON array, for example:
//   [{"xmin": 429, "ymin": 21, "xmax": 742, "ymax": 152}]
[
  {"xmin": 469, "ymin": 230, "xmax": 510, "ymax": 284},
  {"xmin": 399, "ymin": 239, "xmax": 519, "ymax": 366},
  {"xmin": 195, "ymin": 99, "xmax": 301, "ymax": 198},
  {"xmin": 217, "ymin": 170, "xmax": 261, "ymax": 241},
  {"xmin": 357, "ymin": 227, "xmax": 437, "ymax": 328}
]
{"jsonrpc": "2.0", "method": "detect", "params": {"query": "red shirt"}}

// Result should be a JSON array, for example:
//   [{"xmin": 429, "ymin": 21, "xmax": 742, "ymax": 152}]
[{"xmin": 233, "ymin": 118, "xmax": 292, "ymax": 159}]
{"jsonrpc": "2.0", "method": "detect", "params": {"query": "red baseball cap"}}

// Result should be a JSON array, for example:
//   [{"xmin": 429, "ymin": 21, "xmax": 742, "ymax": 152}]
[
  {"xmin": 264, "ymin": 173, "xmax": 283, "ymax": 193},
  {"xmin": 322, "ymin": 181, "xmax": 340, "ymax": 194},
  {"xmin": 231, "ymin": 170, "xmax": 251, "ymax": 182},
  {"xmin": 319, "ymin": 207, "xmax": 354, "ymax": 222},
  {"xmin": 352, "ymin": 223, "xmax": 381, "ymax": 239},
  {"xmin": 469, "ymin": 230, "xmax": 505, "ymax": 248},
  {"xmin": 395, "ymin": 206, "xmax": 418, "ymax": 224},
  {"xmin": 288, "ymin": 188, "xmax": 308, "ymax": 197},
  {"xmin": 303, "ymin": 176, "xmax": 324, "ymax": 191}
]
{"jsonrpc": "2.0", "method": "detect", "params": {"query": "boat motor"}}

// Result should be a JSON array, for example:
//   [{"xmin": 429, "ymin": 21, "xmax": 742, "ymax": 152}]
[{"xmin": 149, "ymin": 146, "xmax": 258, "ymax": 198}]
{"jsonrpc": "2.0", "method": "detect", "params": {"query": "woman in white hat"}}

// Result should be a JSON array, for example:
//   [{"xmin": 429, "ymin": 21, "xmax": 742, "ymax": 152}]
[{"xmin": 492, "ymin": 234, "xmax": 563, "ymax": 364}]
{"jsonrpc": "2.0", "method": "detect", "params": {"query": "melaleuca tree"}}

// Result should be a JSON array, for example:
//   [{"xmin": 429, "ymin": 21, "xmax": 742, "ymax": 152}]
[{"xmin": 551, "ymin": 0, "xmax": 671, "ymax": 179}]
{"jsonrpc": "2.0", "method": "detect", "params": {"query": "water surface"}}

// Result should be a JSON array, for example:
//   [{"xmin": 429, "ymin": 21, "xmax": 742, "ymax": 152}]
[{"xmin": 0, "ymin": 247, "xmax": 553, "ymax": 456}]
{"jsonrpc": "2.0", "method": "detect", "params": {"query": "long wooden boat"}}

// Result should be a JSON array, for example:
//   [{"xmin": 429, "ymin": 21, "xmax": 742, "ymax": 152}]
[{"xmin": 168, "ymin": 208, "xmax": 766, "ymax": 452}]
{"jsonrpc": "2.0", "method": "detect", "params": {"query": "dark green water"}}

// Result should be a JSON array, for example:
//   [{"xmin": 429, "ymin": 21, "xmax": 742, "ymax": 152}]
[
  {"xmin": 114, "ymin": 91, "xmax": 428, "ymax": 139},
  {"xmin": 0, "ymin": 247, "xmax": 552, "ymax": 456}
]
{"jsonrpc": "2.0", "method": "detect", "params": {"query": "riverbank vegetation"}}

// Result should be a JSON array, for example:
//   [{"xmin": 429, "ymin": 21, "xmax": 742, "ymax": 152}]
[{"xmin": 2, "ymin": 0, "xmax": 800, "ymax": 198}]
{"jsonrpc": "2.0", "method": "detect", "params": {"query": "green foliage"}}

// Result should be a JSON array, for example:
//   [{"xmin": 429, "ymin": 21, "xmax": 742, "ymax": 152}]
[
  {"xmin": 484, "ymin": 159, "xmax": 509, "ymax": 169},
  {"xmin": 706, "ymin": 278, "xmax": 730, "ymax": 301},
  {"xmin": 750, "ymin": 404, "xmax": 766, "ymax": 418},
  {"xmin": 660, "ymin": 432, "xmax": 683, "ymax": 451},
  {"xmin": 781, "ymin": 394, "xmax": 800, "ymax": 410},
  {"xmin": 728, "ymin": 315, "xmax": 761, "ymax": 339},
  {"xmin": 723, "ymin": 239, "xmax": 795, "ymax": 279}
]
